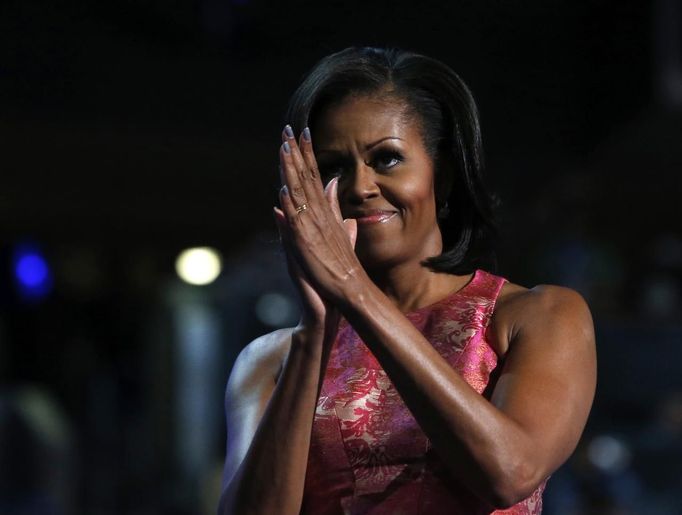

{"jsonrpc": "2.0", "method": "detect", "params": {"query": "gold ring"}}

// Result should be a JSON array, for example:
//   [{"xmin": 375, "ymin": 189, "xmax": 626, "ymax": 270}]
[{"xmin": 295, "ymin": 203, "xmax": 308, "ymax": 214}]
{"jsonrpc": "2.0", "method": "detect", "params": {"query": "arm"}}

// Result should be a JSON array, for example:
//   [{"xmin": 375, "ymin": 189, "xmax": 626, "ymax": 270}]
[
  {"xmin": 218, "ymin": 326, "xmax": 325, "ymax": 515},
  {"xmin": 340, "ymin": 281, "xmax": 596, "ymax": 508},
  {"xmin": 277, "ymin": 127, "xmax": 596, "ymax": 508},
  {"xmin": 219, "ymin": 128, "xmax": 357, "ymax": 514}
]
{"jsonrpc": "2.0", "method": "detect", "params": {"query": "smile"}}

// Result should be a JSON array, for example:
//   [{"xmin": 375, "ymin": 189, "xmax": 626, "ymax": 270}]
[{"xmin": 353, "ymin": 211, "xmax": 398, "ymax": 225}]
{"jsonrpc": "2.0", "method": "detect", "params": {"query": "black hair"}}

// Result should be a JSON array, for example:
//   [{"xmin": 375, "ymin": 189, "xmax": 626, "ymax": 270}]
[{"xmin": 286, "ymin": 47, "xmax": 498, "ymax": 274}]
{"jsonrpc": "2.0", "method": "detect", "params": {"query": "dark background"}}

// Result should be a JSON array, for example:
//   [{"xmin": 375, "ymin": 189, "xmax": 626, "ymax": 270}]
[{"xmin": 1, "ymin": 1, "xmax": 681, "ymax": 513}]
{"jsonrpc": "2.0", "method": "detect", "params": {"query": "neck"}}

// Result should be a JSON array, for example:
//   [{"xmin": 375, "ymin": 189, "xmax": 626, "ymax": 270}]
[
  {"xmin": 357, "ymin": 225, "xmax": 471, "ymax": 312},
  {"xmin": 365, "ymin": 260, "xmax": 471, "ymax": 313}
]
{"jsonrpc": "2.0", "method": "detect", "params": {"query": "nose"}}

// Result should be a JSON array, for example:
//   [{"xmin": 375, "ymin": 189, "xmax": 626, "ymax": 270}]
[{"xmin": 343, "ymin": 161, "xmax": 381, "ymax": 205}]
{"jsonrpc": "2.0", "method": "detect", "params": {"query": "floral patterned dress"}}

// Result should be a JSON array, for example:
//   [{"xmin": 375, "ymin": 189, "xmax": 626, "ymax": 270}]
[{"xmin": 301, "ymin": 269, "xmax": 546, "ymax": 514}]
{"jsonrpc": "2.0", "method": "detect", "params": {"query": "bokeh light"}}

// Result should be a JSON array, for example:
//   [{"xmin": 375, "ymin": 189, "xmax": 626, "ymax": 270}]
[
  {"xmin": 255, "ymin": 292, "xmax": 298, "ymax": 327},
  {"xmin": 175, "ymin": 247, "xmax": 222, "ymax": 286},
  {"xmin": 12, "ymin": 245, "xmax": 52, "ymax": 300}
]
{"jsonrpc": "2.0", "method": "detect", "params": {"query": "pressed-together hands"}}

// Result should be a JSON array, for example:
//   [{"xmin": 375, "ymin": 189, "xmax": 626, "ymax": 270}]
[
  {"xmin": 219, "ymin": 126, "xmax": 361, "ymax": 515},
  {"xmin": 224, "ymin": 124, "xmax": 596, "ymax": 514},
  {"xmin": 273, "ymin": 125, "xmax": 359, "ymax": 335}
]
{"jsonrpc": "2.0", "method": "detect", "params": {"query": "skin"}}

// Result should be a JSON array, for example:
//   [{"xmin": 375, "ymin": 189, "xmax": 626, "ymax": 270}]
[{"xmin": 218, "ymin": 95, "xmax": 597, "ymax": 514}]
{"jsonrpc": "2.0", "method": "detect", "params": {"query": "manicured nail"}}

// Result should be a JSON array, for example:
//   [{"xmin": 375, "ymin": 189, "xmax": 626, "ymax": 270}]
[
  {"xmin": 282, "ymin": 141, "xmax": 291, "ymax": 154},
  {"xmin": 324, "ymin": 175, "xmax": 337, "ymax": 193},
  {"xmin": 284, "ymin": 125, "xmax": 294, "ymax": 139},
  {"xmin": 302, "ymin": 127, "xmax": 311, "ymax": 142}
]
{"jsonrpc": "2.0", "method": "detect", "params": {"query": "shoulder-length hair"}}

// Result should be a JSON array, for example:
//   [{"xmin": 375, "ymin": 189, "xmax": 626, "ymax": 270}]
[{"xmin": 285, "ymin": 47, "xmax": 498, "ymax": 275}]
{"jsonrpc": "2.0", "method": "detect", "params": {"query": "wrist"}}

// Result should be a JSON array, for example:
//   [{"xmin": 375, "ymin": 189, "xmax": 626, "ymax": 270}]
[
  {"xmin": 336, "ymin": 267, "xmax": 377, "ymax": 315},
  {"xmin": 293, "ymin": 321, "xmax": 325, "ymax": 343}
]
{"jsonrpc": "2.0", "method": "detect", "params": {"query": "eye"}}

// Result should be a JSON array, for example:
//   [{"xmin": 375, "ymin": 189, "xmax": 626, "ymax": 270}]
[
  {"xmin": 319, "ymin": 158, "xmax": 352, "ymax": 180},
  {"xmin": 319, "ymin": 164, "xmax": 343, "ymax": 180},
  {"xmin": 370, "ymin": 150, "xmax": 403, "ymax": 171}
]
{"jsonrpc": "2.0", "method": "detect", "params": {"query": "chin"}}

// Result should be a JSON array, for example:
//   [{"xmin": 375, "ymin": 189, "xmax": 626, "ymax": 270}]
[{"xmin": 354, "ymin": 238, "xmax": 408, "ymax": 270}]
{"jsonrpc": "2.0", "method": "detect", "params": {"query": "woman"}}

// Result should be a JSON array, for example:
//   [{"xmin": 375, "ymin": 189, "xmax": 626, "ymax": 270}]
[{"xmin": 218, "ymin": 47, "xmax": 596, "ymax": 515}]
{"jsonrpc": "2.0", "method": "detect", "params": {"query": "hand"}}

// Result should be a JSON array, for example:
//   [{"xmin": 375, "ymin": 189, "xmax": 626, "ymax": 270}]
[{"xmin": 274, "ymin": 126, "xmax": 357, "ymax": 333}]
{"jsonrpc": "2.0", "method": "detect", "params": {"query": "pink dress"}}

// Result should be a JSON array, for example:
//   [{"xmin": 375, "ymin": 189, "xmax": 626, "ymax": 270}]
[{"xmin": 301, "ymin": 269, "xmax": 546, "ymax": 514}]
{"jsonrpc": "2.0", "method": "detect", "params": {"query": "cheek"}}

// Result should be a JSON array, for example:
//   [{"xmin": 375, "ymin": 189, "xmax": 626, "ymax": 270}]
[{"xmin": 399, "ymin": 172, "xmax": 436, "ymax": 213}]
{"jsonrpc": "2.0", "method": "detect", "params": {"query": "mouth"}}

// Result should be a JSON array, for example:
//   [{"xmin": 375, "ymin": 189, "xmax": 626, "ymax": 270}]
[{"xmin": 350, "ymin": 210, "xmax": 398, "ymax": 225}]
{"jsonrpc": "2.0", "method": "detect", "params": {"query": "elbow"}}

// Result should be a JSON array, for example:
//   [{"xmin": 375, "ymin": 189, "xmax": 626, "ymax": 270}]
[{"xmin": 484, "ymin": 460, "xmax": 544, "ymax": 509}]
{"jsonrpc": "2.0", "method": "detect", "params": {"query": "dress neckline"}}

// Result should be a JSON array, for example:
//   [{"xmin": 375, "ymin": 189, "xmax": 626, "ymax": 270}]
[{"xmin": 403, "ymin": 269, "xmax": 482, "ymax": 317}]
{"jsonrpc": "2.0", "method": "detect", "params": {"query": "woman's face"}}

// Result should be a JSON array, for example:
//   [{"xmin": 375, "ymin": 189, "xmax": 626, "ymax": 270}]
[{"xmin": 313, "ymin": 94, "xmax": 443, "ymax": 269}]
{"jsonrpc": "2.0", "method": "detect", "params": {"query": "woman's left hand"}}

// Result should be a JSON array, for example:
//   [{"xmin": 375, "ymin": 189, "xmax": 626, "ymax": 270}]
[{"xmin": 277, "ymin": 125, "xmax": 361, "ymax": 306}]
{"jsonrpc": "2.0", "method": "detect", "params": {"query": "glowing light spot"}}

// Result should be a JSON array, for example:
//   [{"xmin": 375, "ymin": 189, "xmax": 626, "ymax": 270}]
[
  {"xmin": 16, "ymin": 254, "xmax": 48, "ymax": 287},
  {"xmin": 255, "ymin": 292, "xmax": 297, "ymax": 327},
  {"xmin": 587, "ymin": 435, "xmax": 630, "ymax": 472},
  {"xmin": 175, "ymin": 247, "xmax": 222, "ymax": 286},
  {"xmin": 12, "ymin": 245, "xmax": 52, "ymax": 300}
]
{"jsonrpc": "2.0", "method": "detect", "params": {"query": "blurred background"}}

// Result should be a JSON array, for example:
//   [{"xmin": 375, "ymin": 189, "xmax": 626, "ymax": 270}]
[{"xmin": 1, "ymin": 0, "xmax": 681, "ymax": 513}]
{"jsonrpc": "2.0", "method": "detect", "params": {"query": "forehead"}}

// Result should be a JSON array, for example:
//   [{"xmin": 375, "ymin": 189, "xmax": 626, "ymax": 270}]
[{"xmin": 313, "ymin": 94, "xmax": 421, "ymax": 145}]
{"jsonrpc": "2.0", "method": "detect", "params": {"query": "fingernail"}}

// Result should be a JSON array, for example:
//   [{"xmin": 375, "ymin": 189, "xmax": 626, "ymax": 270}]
[
  {"xmin": 284, "ymin": 125, "xmax": 294, "ymax": 139},
  {"xmin": 281, "ymin": 185, "xmax": 289, "ymax": 195},
  {"xmin": 302, "ymin": 127, "xmax": 311, "ymax": 142},
  {"xmin": 282, "ymin": 141, "xmax": 291, "ymax": 154},
  {"xmin": 325, "ymin": 175, "xmax": 337, "ymax": 193}
]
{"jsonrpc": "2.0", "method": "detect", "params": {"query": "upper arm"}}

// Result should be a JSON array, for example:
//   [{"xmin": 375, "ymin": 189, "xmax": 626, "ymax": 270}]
[
  {"xmin": 490, "ymin": 285, "xmax": 597, "ymax": 476},
  {"xmin": 221, "ymin": 330, "xmax": 291, "ymax": 491}
]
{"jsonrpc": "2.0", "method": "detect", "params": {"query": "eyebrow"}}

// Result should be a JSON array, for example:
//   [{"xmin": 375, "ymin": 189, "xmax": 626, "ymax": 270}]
[
  {"xmin": 317, "ymin": 136, "xmax": 403, "ymax": 156},
  {"xmin": 365, "ymin": 136, "xmax": 403, "ymax": 150}
]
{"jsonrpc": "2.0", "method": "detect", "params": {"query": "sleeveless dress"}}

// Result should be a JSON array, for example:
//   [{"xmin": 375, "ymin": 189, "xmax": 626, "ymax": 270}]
[{"xmin": 301, "ymin": 269, "xmax": 546, "ymax": 514}]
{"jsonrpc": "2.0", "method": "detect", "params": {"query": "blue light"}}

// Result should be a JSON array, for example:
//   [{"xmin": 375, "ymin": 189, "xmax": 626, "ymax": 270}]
[
  {"xmin": 12, "ymin": 245, "xmax": 52, "ymax": 300},
  {"xmin": 16, "ymin": 254, "xmax": 49, "ymax": 287}
]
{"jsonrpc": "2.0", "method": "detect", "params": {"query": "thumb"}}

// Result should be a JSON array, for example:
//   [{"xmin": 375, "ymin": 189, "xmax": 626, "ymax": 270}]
[
  {"xmin": 273, "ymin": 206, "xmax": 288, "ymax": 239},
  {"xmin": 343, "ymin": 218, "xmax": 358, "ymax": 248},
  {"xmin": 274, "ymin": 206, "xmax": 305, "ymax": 275},
  {"xmin": 324, "ymin": 177, "xmax": 343, "ymax": 223}
]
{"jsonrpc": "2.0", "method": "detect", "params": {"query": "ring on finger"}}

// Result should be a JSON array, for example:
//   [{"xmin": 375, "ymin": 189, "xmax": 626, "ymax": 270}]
[{"xmin": 295, "ymin": 203, "xmax": 309, "ymax": 214}]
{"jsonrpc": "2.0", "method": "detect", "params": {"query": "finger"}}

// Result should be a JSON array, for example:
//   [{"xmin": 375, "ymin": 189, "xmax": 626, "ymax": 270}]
[
  {"xmin": 273, "ymin": 206, "xmax": 291, "ymax": 243},
  {"xmin": 273, "ymin": 205, "xmax": 287, "ymax": 229},
  {"xmin": 279, "ymin": 143, "xmax": 308, "ymax": 214},
  {"xmin": 324, "ymin": 176, "xmax": 343, "ymax": 223},
  {"xmin": 278, "ymin": 181, "xmax": 301, "ymax": 222},
  {"xmin": 343, "ymin": 218, "xmax": 358, "ymax": 249},
  {"xmin": 298, "ymin": 127, "xmax": 325, "ymax": 196},
  {"xmin": 274, "ymin": 206, "xmax": 302, "ymax": 270},
  {"xmin": 275, "ymin": 207, "xmax": 326, "ymax": 324},
  {"xmin": 281, "ymin": 125, "xmax": 323, "ymax": 206}
]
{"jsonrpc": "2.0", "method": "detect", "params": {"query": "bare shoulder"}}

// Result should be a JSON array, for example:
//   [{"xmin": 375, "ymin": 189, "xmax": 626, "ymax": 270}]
[
  {"xmin": 487, "ymin": 282, "xmax": 597, "ymax": 480},
  {"xmin": 490, "ymin": 281, "xmax": 595, "ymax": 357},
  {"xmin": 226, "ymin": 327, "xmax": 294, "ymax": 405}
]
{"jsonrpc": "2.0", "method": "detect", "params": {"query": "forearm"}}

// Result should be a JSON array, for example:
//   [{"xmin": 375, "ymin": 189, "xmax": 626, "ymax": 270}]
[
  {"xmin": 221, "ymin": 329, "xmax": 326, "ymax": 515},
  {"xmin": 340, "ymin": 282, "xmax": 540, "ymax": 506}
]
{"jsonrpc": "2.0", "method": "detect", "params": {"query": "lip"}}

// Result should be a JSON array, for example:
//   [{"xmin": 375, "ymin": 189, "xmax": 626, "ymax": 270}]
[{"xmin": 350, "ymin": 210, "xmax": 398, "ymax": 225}]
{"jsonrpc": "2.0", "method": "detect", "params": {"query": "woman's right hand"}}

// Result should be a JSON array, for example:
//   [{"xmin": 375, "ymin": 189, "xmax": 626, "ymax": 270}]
[
  {"xmin": 274, "ymin": 129, "xmax": 357, "ymax": 337},
  {"xmin": 274, "ymin": 202, "xmax": 328, "ymax": 333}
]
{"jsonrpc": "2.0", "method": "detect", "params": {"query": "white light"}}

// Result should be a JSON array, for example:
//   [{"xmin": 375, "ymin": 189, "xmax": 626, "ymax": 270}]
[
  {"xmin": 587, "ymin": 435, "xmax": 630, "ymax": 472},
  {"xmin": 255, "ymin": 292, "xmax": 298, "ymax": 327},
  {"xmin": 175, "ymin": 247, "xmax": 222, "ymax": 285}
]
